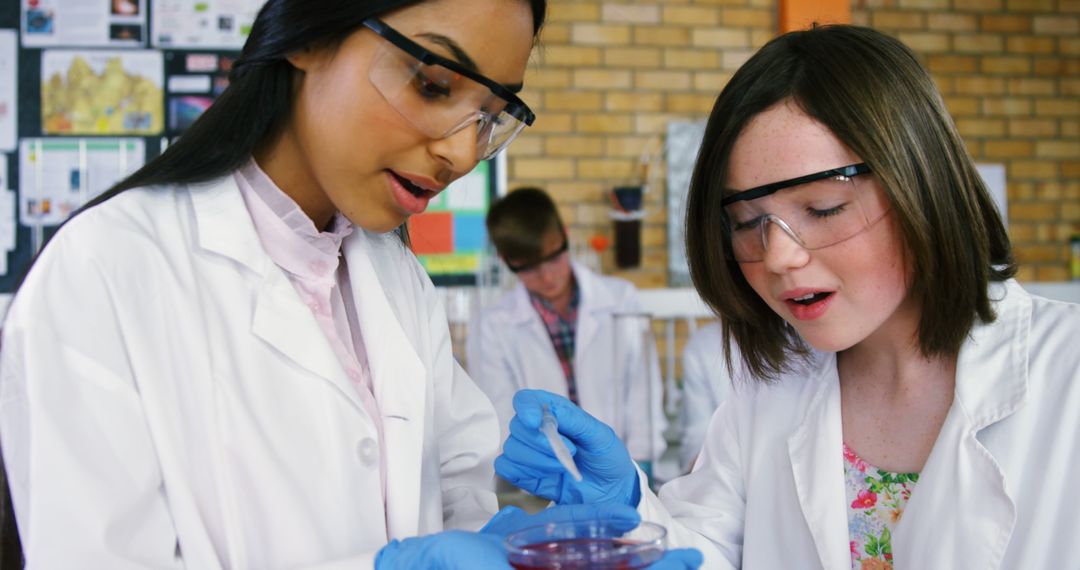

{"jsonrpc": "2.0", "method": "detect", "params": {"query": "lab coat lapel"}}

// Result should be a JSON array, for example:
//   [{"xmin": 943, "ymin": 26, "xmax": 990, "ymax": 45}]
[
  {"xmin": 892, "ymin": 282, "xmax": 1026, "ymax": 569},
  {"xmin": 342, "ymin": 231, "xmax": 426, "ymax": 540},
  {"xmin": 250, "ymin": 269, "xmax": 364, "ymax": 402},
  {"xmin": 190, "ymin": 176, "xmax": 370, "ymax": 416},
  {"xmin": 508, "ymin": 282, "xmax": 565, "ymax": 380},
  {"xmin": 573, "ymin": 264, "xmax": 615, "ymax": 359},
  {"xmin": 787, "ymin": 355, "xmax": 850, "ymax": 570}
]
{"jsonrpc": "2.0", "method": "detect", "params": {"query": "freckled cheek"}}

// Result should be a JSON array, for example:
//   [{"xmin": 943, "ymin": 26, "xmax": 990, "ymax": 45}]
[{"xmin": 739, "ymin": 266, "xmax": 776, "ymax": 307}]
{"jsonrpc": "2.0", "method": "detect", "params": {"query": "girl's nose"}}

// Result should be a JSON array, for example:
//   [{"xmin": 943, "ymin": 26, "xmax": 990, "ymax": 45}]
[{"xmin": 761, "ymin": 218, "xmax": 810, "ymax": 274}]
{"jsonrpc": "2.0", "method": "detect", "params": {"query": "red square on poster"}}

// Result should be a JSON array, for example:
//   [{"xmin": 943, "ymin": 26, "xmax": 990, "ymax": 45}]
[{"xmin": 408, "ymin": 212, "xmax": 454, "ymax": 255}]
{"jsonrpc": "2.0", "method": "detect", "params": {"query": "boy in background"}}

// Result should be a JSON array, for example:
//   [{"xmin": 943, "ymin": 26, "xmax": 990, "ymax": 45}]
[{"xmin": 466, "ymin": 187, "xmax": 666, "ymax": 472}]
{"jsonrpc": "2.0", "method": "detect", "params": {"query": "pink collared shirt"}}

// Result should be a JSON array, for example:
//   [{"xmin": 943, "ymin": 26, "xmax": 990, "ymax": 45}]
[{"xmin": 235, "ymin": 158, "xmax": 387, "ymax": 508}]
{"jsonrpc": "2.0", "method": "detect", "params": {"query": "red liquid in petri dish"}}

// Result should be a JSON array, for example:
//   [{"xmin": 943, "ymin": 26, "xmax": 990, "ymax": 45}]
[{"xmin": 508, "ymin": 537, "xmax": 663, "ymax": 569}]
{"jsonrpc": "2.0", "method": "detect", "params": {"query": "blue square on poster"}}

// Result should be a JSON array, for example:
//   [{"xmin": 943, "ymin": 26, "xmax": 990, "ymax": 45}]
[{"xmin": 454, "ymin": 214, "xmax": 486, "ymax": 251}]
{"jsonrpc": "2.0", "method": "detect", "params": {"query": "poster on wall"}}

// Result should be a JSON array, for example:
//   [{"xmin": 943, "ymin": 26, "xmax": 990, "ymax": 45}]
[
  {"xmin": 164, "ymin": 51, "xmax": 236, "ymax": 137},
  {"xmin": 19, "ymin": 138, "xmax": 145, "ymax": 227},
  {"xmin": 152, "ymin": 0, "xmax": 265, "ymax": 49},
  {"xmin": 0, "ymin": 188, "xmax": 14, "ymax": 276},
  {"xmin": 0, "ymin": 159, "xmax": 12, "ymax": 273},
  {"xmin": 407, "ymin": 160, "xmax": 494, "ymax": 285},
  {"xmin": 0, "ymin": 30, "xmax": 16, "ymax": 152},
  {"xmin": 976, "ymin": 163, "xmax": 1008, "ymax": 227},
  {"xmin": 665, "ymin": 119, "xmax": 706, "ymax": 288},
  {"xmin": 21, "ymin": 0, "xmax": 147, "ymax": 47},
  {"xmin": 41, "ymin": 50, "xmax": 164, "ymax": 135}
]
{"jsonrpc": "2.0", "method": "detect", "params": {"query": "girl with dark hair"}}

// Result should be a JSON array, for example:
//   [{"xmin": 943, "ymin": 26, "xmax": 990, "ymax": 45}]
[
  {"xmin": 0, "ymin": 1, "xmax": 704, "ymax": 568},
  {"xmin": 495, "ymin": 25, "xmax": 1080, "ymax": 568}
]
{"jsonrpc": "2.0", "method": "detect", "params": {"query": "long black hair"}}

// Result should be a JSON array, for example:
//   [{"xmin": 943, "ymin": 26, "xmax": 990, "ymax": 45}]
[{"xmin": 0, "ymin": 1, "xmax": 547, "ymax": 566}]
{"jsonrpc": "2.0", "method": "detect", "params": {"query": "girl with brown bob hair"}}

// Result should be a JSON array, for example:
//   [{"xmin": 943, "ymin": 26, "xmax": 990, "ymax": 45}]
[
  {"xmin": 495, "ymin": 25, "xmax": 1080, "ymax": 569},
  {"xmin": 686, "ymin": 24, "xmax": 1014, "ymax": 382}
]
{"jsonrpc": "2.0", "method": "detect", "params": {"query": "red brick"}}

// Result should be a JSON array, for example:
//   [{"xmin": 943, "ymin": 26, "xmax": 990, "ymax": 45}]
[
  {"xmin": 981, "ymin": 56, "xmax": 1032, "ymax": 75},
  {"xmin": 929, "ymin": 55, "xmax": 978, "ymax": 73},
  {"xmin": 1006, "ymin": 36, "xmax": 1056, "ymax": 55},
  {"xmin": 1008, "ymin": 118, "xmax": 1057, "ymax": 137},
  {"xmin": 980, "ymin": 14, "xmax": 1031, "ymax": 32}
]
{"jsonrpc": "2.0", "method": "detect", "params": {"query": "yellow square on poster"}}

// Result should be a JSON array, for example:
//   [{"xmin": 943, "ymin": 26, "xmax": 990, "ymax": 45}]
[{"xmin": 421, "ymin": 253, "xmax": 480, "ymax": 275}]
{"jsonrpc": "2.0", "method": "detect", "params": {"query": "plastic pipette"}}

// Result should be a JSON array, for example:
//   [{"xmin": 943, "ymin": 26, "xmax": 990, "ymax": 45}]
[{"xmin": 540, "ymin": 405, "xmax": 583, "ymax": 482}]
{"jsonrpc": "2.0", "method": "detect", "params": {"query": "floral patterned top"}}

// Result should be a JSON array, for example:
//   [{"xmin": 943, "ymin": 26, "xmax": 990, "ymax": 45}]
[{"xmin": 844, "ymin": 443, "xmax": 919, "ymax": 570}]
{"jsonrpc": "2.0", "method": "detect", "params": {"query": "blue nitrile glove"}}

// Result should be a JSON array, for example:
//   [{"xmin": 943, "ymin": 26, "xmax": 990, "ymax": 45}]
[
  {"xmin": 374, "ymin": 530, "xmax": 509, "ymax": 569},
  {"xmin": 495, "ymin": 389, "xmax": 640, "ymax": 507}
]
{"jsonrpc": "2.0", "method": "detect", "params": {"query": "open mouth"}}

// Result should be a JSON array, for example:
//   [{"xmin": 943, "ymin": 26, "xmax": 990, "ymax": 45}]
[
  {"xmin": 389, "ymin": 171, "xmax": 429, "ymax": 198},
  {"xmin": 790, "ymin": 292, "xmax": 833, "ymax": 305}
]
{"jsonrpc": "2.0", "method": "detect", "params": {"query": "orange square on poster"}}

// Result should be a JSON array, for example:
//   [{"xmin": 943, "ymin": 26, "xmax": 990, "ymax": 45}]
[{"xmin": 408, "ymin": 212, "xmax": 454, "ymax": 255}]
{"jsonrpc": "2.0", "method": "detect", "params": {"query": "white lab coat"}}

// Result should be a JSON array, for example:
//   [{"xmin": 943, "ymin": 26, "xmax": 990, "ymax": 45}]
[
  {"xmin": 678, "ymin": 322, "xmax": 730, "ymax": 472},
  {"xmin": 636, "ymin": 280, "xmax": 1080, "ymax": 569},
  {"xmin": 466, "ymin": 263, "xmax": 666, "ymax": 462},
  {"xmin": 0, "ymin": 175, "xmax": 500, "ymax": 569}
]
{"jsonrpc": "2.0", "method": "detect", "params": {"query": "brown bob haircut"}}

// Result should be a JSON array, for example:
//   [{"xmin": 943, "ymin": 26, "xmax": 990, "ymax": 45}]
[
  {"xmin": 487, "ymin": 186, "xmax": 566, "ymax": 263},
  {"xmin": 685, "ymin": 25, "xmax": 1015, "ymax": 382}
]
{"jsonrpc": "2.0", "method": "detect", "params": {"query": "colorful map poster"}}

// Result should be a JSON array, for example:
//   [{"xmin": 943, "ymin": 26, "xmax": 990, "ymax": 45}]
[
  {"xmin": 41, "ymin": 50, "xmax": 164, "ymax": 135},
  {"xmin": 19, "ymin": 138, "xmax": 145, "ymax": 227},
  {"xmin": 21, "ymin": 0, "xmax": 147, "ymax": 48},
  {"xmin": 408, "ymin": 160, "xmax": 493, "ymax": 284},
  {"xmin": 152, "ymin": 0, "xmax": 265, "ymax": 49}
]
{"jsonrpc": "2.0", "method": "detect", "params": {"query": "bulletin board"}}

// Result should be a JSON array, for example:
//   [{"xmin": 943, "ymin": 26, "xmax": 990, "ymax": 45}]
[{"xmin": 0, "ymin": 0, "xmax": 258, "ymax": 293}]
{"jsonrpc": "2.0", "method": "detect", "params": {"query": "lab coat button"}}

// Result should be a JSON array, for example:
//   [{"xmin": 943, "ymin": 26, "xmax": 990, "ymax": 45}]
[{"xmin": 357, "ymin": 437, "xmax": 378, "ymax": 465}]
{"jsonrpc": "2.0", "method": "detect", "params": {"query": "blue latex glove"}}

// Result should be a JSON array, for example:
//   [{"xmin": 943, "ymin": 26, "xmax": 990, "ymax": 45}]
[
  {"xmin": 374, "ymin": 530, "xmax": 508, "ymax": 569},
  {"xmin": 495, "ymin": 389, "xmax": 640, "ymax": 507}
]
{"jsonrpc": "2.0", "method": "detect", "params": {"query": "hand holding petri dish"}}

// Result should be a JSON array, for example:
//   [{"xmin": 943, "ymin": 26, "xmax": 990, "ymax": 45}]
[{"xmin": 505, "ymin": 518, "xmax": 666, "ymax": 569}]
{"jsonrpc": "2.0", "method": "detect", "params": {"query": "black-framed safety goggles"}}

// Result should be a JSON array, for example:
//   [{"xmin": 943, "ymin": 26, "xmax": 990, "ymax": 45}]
[
  {"xmin": 505, "ymin": 238, "xmax": 569, "ymax": 274},
  {"xmin": 362, "ymin": 18, "xmax": 535, "ymax": 160},
  {"xmin": 721, "ymin": 163, "xmax": 888, "ymax": 262}
]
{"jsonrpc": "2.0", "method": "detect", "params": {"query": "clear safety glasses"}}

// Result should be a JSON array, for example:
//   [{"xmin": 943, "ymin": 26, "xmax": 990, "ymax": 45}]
[
  {"xmin": 721, "ymin": 163, "xmax": 889, "ymax": 263},
  {"xmin": 362, "ymin": 18, "xmax": 535, "ymax": 161}
]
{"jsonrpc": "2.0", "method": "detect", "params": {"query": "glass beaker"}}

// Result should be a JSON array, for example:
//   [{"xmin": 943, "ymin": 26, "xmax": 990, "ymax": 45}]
[{"xmin": 505, "ymin": 519, "xmax": 666, "ymax": 569}]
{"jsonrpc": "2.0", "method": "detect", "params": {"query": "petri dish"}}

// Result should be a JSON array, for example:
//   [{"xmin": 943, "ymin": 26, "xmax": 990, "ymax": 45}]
[{"xmin": 505, "ymin": 518, "xmax": 666, "ymax": 569}]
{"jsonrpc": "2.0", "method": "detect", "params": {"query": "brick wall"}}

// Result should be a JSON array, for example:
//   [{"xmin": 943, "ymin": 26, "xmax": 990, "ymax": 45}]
[
  {"xmin": 853, "ymin": 0, "xmax": 1079, "ymax": 282},
  {"xmin": 507, "ymin": 0, "xmax": 1079, "ymax": 288}
]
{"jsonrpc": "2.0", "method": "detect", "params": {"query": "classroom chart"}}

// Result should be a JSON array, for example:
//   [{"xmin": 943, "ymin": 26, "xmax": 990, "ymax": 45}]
[
  {"xmin": 0, "ymin": 30, "xmax": 15, "ymax": 152},
  {"xmin": 152, "ymin": 0, "xmax": 265, "ymax": 49},
  {"xmin": 21, "ymin": 0, "xmax": 148, "ymax": 48},
  {"xmin": 18, "ymin": 138, "xmax": 145, "ymax": 227}
]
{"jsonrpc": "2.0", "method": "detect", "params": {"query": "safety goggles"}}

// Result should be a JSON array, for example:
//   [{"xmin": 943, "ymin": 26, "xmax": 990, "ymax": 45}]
[
  {"xmin": 506, "ymin": 238, "xmax": 569, "ymax": 274},
  {"xmin": 721, "ymin": 163, "xmax": 888, "ymax": 262},
  {"xmin": 362, "ymin": 18, "xmax": 535, "ymax": 161}
]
